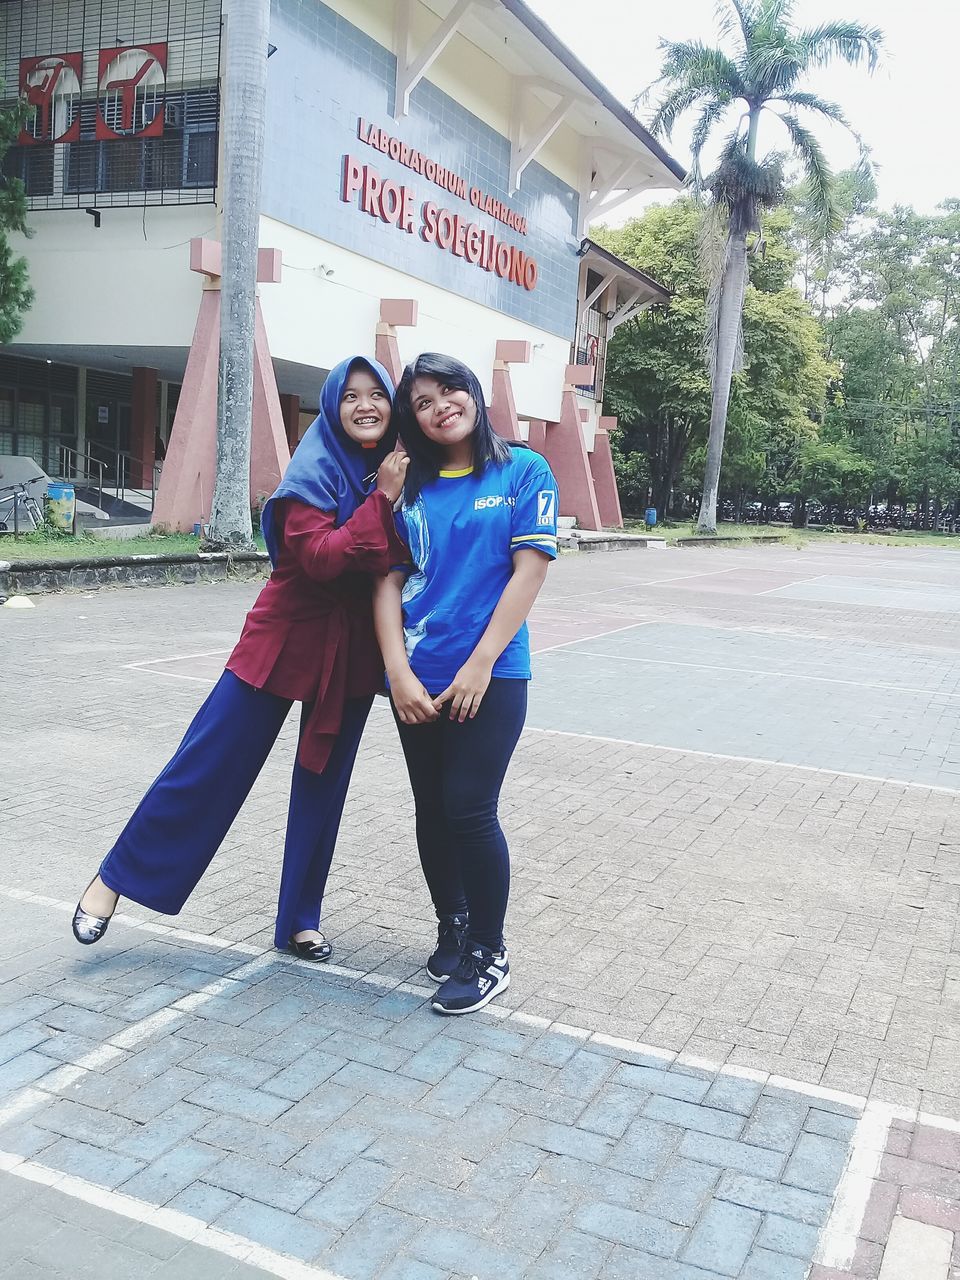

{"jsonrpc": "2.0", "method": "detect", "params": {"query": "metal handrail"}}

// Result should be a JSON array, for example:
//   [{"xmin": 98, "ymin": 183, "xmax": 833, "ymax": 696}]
[
  {"xmin": 81, "ymin": 442, "xmax": 156, "ymax": 513},
  {"xmin": 59, "ymin": 444, "xmax": 106, "ymax": 511}
]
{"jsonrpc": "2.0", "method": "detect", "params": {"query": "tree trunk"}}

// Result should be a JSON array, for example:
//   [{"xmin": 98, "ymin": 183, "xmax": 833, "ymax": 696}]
[
  {"xmin": 696, "ymin": 229, "xmax": 749, "ymax": 534},
  {"xmin": 792, "ymin": 492, "xmax": 808, "ymax": 528},
  {"xmin": 207, "ymin": 0, "xmax": 270, "ymax": 550}
]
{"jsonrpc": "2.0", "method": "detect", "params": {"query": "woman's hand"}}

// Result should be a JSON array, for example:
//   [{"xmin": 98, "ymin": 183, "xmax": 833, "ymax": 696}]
[
  {"xmin": 376, "ymin": 448, "xmax": 409, "ymax": 503},
  {"xmin": 391, "ymin": 668, "xmax": 439, "ymax": 725},
  {"xmin": 433, "ymin": 656, "xmax": 494, "ymax": 722}
]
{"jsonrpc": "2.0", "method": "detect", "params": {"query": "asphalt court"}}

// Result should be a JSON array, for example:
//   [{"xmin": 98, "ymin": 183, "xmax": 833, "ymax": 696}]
[
  {"xmin": 3, "ymin": 541, "xmax": 960, "ymax": 1278},
  {"xmin": 124, "ymin": 542, "xmax": 960, "ymax": 791},
  {"xmin": 528, "ymin": 620, "xmax": 960, "ymax": 788}
]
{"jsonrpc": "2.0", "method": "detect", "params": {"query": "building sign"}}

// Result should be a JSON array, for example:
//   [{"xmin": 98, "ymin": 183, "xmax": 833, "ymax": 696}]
[
  {"xmin": 343, "ymin": 118, "xmax": 539, "ymax": 293},
  {"xmin": 18, "ymin": 53, "xmax": 83, "ymax": 144},
  {"xmin": 356, "ymin": 119, "xmax": 528, "ymax": 235},
  {"xmin": 96, "ymin": 44, "xmax": 167, "ymax": 139},
  {"xmin": 18, "ymin": 44, "xmax": 167, "ymax": 145}
]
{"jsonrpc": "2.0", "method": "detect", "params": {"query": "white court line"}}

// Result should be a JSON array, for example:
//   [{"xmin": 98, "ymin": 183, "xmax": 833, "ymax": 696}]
[
  {"xmin": 545, "ymin": 648, "xmax": 960, "ymax": 701},
  {"xmin": 548, "ymin": 565, "xmax": 741, "ymax": 601},
  {"xmin": 0, "ymin": 1151, "xmax": 346, "ymax": 1280},
  {"xmin": 123, "ymin": 648, "xmax": 231, "ymax": 669},
  {"xmin": 815, "ymin": 1100, "xmax": 903, "ymax": 1272},
  {"xmin": 522, "ymin": 725, "xmax": 960, "ymax": 796},
  {"xmin": 6, "ymin": 884, "xmax": 960, "ymax": 1270},
  {"xmin": 757, "ymin": 576, "xmax": 823, "ymax": 595},
  {"xmin": 531, "ymin": 620, "xmax": 655, "ymax": 655}
]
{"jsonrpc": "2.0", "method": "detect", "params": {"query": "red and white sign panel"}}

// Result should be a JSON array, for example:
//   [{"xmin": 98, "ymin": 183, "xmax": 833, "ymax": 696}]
[
  {"xmin": 96, "ymin": 44, "xmax": 167, "ymax": 140},
  {"xmin": 19, "ymin": 53, "xmax": 83, "ymax": 145}
]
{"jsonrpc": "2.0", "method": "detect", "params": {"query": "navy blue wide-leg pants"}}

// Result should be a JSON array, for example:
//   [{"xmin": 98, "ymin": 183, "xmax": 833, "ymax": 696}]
[{"xmin": 99, "ymin": 671, "xmax": 371, "ymax": 948}]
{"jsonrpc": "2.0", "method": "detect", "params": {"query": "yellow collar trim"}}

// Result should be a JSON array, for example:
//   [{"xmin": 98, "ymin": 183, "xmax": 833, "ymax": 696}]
[{"xmin": 438, "ymin": 466, "xmax": 475, "ymax": 478}]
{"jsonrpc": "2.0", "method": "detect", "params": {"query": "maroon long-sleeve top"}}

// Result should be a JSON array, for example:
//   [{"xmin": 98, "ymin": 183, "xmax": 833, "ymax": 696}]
[{"xmin": 226, "ymin": 490, "xmax": 408, "ymax": 773}]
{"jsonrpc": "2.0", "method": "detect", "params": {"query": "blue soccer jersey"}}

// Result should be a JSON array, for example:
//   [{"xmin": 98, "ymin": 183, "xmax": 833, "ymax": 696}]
[{"xmin": 394, "ymin": 447, "xmax": 559, "ymax": 692}]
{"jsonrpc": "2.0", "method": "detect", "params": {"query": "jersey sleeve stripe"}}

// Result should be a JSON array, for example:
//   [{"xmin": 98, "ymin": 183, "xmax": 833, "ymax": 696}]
[{"xmin": 511, "ymin": 533, "xmax": 558, "ymax": 545}]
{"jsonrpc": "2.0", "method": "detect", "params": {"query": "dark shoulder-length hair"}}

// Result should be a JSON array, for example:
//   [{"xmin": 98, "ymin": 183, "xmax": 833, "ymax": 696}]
[{"xmin": 394, "ymin": 352, "xmax": 513, "ymax": 503}]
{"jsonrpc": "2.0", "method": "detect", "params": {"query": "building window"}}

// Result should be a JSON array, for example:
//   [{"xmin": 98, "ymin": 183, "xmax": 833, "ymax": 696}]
[
  {"xmin": 59, "ymin": 89, "xmax": 218, "ymax": 195},
  {"xmin": 0, "ymin": 0, "xmax": 222, "ymax": 210}
]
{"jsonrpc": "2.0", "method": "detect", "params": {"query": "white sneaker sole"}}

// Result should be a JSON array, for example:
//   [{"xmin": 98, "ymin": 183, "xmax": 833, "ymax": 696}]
[{"xmin": 431, "ymin": 971, "xmax": 510, "ymax": 1016}]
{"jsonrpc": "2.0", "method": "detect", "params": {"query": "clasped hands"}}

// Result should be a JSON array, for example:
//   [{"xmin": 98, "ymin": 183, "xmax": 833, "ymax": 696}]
[{"xmin": 390, "ymin": 656, "xmax": 493, "ymax": 725}]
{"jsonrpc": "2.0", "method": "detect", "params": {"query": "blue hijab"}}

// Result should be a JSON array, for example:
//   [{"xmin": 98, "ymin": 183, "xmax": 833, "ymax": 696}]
[{"xmin": 261, "ymin": 355, "xmax": 396, "ymax": 566}]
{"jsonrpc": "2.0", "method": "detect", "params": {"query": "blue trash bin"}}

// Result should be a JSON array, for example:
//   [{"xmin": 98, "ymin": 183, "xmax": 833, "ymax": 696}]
[{"xmin": 644, "ymin": 507, "xmax": 657, "ymax": 528}]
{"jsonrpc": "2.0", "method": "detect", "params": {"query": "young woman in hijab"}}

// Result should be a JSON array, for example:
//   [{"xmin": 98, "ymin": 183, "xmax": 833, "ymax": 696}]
[
  {"xmin": 373, "ymin": 353, "xmax": 558, "ymax": 1015},
  {"xmin": 72, "ymin": 356, "xmax": 409, "ymax": 961}
]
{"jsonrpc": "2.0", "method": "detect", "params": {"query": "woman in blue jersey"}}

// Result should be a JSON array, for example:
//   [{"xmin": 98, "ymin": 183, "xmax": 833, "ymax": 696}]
[{"xmin": 373, "ymin": 352, "xmax": 558, "ymax": 1015}]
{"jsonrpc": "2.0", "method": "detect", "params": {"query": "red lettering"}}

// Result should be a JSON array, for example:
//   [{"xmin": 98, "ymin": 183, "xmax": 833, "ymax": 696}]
[
  {"xmin": 425, "ymin": 159, "xmax": 436, "ymax": 182},
  {"xmin": 380, "ymin": 180, "xmax": 402, "ymax": 225},
  {"xmin": 420, "ymin": 201, "xmax": 439, "ymax": 244},
  {"xmin": 362, "ymin": 165, "xmax": 382, "ymax": 216},
  {"xmin": 495, "ymin": 242, "xmax": 512, "ymax": 277},
  {"xmin": 510, "ymin": 248, "xmax": 525, "ymax": 286},
  {"xmin": 523, "ymin": 257, "xmax": 538, "ymax": 290},
  {"xmin": 401, "ymin": 186, "xmax": 415, "ymax": 233},
  {"xmin": 341, "ymin": 154, "xmax": 363, "ymax": 204},
  {"xmin": 452, "ymin": 215, "xmax": 467, "ymax": 257},
  {"xmin": 389, "ymin": 136, "xmax": 401, "ymax": 161},
  {"xmin": 377, "ymin": 130, "xmax": 389, "ymax": 154},
  {"xmin": 436, "ymin": 209, "xmax": 455, "ymax": 250},
  {"xmin": 464, "ymin": 223, "xmax": 482, "ymax": 264},
  {"xmin": 357, "ymin": 118, "xmax": 370, "ymax": 143}
]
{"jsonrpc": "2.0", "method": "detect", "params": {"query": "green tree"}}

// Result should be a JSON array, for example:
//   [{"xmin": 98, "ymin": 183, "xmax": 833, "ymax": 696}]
[
  {"xmin": 823, "ymin": 203, "xmax": 960, "ymax": 524},
  {"xmin": 599, "ymin": 199, "xmax": 835, "ymax": 519},
  {"xmin": 0, "ymin": 89, "xmax": 34, "ymax": 343},
  {"xmin": 647, "ymin": 0, "xmax": 881, "ymax": 533}
]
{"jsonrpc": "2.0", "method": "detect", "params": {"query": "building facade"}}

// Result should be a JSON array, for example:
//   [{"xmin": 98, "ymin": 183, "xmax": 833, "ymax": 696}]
[{"xmin": 1, "ymin": 0, "xmax": 682, "ymax": 529}]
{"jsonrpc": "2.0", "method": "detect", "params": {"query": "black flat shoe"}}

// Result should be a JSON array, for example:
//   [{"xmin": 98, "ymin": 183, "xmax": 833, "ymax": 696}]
[
  {"xmin": 72, "ymin": 878, "xmax": 118, "ymax": 946},
  {"xmin": 289, "ymin": 934, "xmax": 333, "ymax": 962}
]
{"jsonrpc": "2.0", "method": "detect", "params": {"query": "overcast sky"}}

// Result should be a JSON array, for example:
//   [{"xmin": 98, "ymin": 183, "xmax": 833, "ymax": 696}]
[{"xmin": 526, "ymin": 0, "xmax": 954, "ymax": 221}]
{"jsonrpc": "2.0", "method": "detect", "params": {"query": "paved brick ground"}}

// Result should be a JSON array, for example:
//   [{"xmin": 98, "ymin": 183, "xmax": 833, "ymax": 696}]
[{"xmin": 1, "ymin": 542, "xmax": 959, "ymax": 1277}]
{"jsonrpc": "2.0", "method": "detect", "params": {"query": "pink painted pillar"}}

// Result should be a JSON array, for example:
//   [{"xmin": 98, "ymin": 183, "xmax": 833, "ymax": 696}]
[
  {"xmin": 153, "ymin": 240, "xmax": 291, "ymax": 532},
  {"xmin": 279, "ymin": 393, "xmax": 301, "ymax": 452},
  {"xmin": 590, "ymin": 415, "xmax": 623, "ymax": 528},
  {"xmin": 527, "ymin": 419, "xmax": 547, "ymax": 453},
  {"xmin": 130, "ymin": 366, "xmax": 157, "ymax": 488},
  {"xmin": 541, "ymin": 365, "xmax": 602, "ymax": 531},
  {"xmin": 488, "ymin": 340, "xmax": 530, "ymax": 442},
  {"xmin": 376, "ymin": 299, "xmax": 418, "ymax": 390}
]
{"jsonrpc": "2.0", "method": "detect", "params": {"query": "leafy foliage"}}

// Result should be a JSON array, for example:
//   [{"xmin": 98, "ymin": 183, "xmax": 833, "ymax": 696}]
[
  {"xmin": 646, "ymin": 0, "xmax": 882, "ymax": 531},
  {"xmin": 0, "ymin": 87, "xmax": 33, "ymax": 344}
]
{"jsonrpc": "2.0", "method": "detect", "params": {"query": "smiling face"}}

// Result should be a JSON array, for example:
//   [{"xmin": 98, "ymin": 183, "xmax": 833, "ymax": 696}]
[
  {"xmin": 339, "ymin": 367, "xmax": 391, "ymax": 446},
  {"xmin": 409, "ymin": 376, "xmax": 478, "ymax": 452}
]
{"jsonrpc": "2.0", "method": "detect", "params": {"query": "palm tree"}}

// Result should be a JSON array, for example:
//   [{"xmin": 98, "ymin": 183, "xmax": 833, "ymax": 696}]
[
  {"xmin": 207, "ymin": 0, "xmax": 271, "ymax": 550},
  {"xmin": 648, "ymin": 0, "xmax": 882, "ymax": 533}
]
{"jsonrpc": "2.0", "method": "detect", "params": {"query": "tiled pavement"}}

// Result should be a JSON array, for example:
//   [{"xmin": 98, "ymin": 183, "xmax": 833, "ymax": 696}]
[{"xmin": 2, "ymin": 542, "xmax": 960, "ymax": 1277}]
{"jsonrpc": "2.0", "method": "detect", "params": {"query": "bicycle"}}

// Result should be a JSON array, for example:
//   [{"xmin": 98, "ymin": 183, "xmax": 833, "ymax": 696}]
[{"xmin": 0, "ymin": 482, "xmax": 44, "ymax": 534}]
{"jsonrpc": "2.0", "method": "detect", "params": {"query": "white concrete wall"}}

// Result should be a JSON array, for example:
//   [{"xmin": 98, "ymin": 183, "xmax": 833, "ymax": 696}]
[
  {"xmin": 258, "ymin": 216, "xmax": 569, "ymax": 422},
  {"xmin": 10, "ymin": 206, "xmax": 210, "ymax": 348},
  {"xmin": 326, "ymin": 0, "xmax": 583, "ymax": 192}
]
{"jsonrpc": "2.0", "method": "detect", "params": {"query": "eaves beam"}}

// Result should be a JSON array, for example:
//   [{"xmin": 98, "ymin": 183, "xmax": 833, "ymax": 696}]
[
  {"xmin": 394, "ymin": 0, "xmax": 478, "ymax": 118},
  {"xmin": 609, "ymin": 291, "xmax": 656, "ymax": 334},
  {"xmin": 509, "ymin": 87, "xmax": 577, "ymax": 192}
]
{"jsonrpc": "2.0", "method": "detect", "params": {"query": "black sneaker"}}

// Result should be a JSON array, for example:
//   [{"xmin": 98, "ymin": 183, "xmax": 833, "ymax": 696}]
[
  {"xmin": 432, "ymin": 945, "xmax": 510, "ymax": 1015},
  {"xmin": 426, "ymin": 913, "xmax": 469, "ymax": 982}
]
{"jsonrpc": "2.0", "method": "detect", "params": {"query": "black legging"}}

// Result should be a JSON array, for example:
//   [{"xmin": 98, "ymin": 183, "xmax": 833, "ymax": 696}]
[{"xmin": 393, "ymin": 677, "xmax": 527, "ymax": 952}]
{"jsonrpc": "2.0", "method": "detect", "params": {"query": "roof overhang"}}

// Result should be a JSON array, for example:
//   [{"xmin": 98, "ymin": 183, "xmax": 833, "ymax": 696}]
[
  {"xmin": 402, "ymin": 0, "xmax": 686, "ymax": 230},
  {"xmin": 579, "ymin": 237, "xmax": 670, "ymax": 331}
]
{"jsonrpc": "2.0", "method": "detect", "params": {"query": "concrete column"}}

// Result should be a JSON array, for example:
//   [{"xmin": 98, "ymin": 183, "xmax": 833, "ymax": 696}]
[{"xmin": 130, "ymin": 366, "xmax": 158, "ymax": 487}]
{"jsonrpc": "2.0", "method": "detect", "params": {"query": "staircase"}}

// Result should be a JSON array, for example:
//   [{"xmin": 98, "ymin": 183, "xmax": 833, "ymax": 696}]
[{"xmin": 56, "ymin": 446, "xmax": 158, "ymax": 533}]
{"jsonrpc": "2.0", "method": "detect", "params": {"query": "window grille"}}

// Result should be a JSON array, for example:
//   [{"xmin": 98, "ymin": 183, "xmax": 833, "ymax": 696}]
[{"xmin": 0, "ymin": 0, "xmax": 221, "ymax": 209}]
